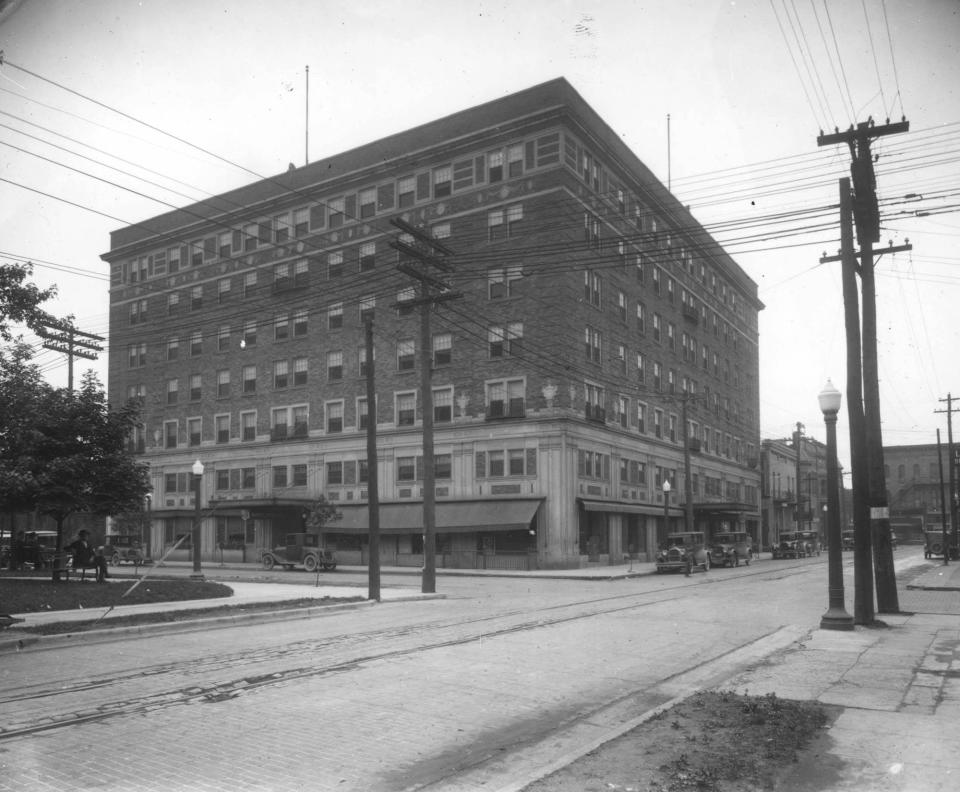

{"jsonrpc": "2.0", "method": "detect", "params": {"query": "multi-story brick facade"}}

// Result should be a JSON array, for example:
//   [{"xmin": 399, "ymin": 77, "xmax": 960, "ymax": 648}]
[
  {"xmin": 103, "ymin": 78, "xmax": 762, "ymax": 569},
  {"xmin": 884, "ymin": 443, "xmax": 956, "ymax": 540}
]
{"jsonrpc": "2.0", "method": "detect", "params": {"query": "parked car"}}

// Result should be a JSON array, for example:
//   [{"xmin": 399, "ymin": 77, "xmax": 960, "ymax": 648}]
[
  {"xmin": 709, "ymin": 531, "xmax": 752, "ymax": 567},
  {"xmin": 261, "ymin": 532, "xmax": 337, "ymax": 572},
  {"xmin": 924, "ymin": 531, "xmax": 959, "ymax": 560},
  {"xmin": 772, "ymin": 531, "xmax": 808, "ymax": 559},
  {"xmin": 841, "ymin": 530, "xmax": 854, "ymax": 550},
  {"xmin": 656, "ymin": 532, "xmax": 710, "ymax": 575},
  {"xmin": 104, "ymin": 535, "xmax": 146, "ymax": 566}
]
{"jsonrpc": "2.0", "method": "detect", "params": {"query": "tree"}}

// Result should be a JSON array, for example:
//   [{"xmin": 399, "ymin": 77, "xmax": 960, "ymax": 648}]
[
  {"xmin": 0, "ymin": 262, "xmax": 56, "ymax": 343},
  {"xmin": 304, "ymin": 495, "xmax": 342, "ymax": 533},
  {"xmin": 2, "ymin": 368, "xmax": 151, "ymax": 581}
]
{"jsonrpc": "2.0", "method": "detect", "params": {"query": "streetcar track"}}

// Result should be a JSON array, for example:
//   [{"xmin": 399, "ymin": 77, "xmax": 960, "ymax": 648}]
[{"xmin": 0, "ymin": 559, "xmax": 829, "ymax": 740}]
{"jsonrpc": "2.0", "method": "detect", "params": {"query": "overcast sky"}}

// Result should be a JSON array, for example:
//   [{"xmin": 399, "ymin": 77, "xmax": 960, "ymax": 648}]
[{"xmin": 1, "ymin": 0, "xmax": 958, "ymax": 470}]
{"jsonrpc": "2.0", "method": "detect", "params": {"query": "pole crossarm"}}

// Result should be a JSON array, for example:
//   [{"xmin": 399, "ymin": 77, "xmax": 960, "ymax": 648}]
[{"xmin": 820, "ymin": 242, "xmax": 912, "ymax": 265}]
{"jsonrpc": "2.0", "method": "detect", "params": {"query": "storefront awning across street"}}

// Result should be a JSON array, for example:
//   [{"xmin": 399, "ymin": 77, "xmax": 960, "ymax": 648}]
[
  {"xmin": 328, "ymin": 499, "xmax": 543, "ymax": 534},
  {"xmin": 579, "ymin": 499, "xmax": 670, "ymax": 517}
]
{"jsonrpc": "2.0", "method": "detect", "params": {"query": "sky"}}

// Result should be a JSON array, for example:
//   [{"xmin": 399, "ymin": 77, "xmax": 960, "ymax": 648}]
[{"xmin": 1, "ymin": 0, "xmax": 958, "ymax": 471}]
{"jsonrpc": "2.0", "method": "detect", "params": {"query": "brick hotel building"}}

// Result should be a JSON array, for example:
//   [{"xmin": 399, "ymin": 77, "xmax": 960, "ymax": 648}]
[{"xmin": 104, "ymin": 78, "xmax": 763, "ymax": 569}]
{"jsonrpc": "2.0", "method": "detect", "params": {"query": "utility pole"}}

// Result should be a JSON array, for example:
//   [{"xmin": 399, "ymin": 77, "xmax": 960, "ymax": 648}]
[
  {"xmin": 36, "ymin": 318, "xmax": 104, "ymax": 392},
  {"xmin": 938, "ymin": 429, "xmax": 950, "ymax": 565},
  {"xmin": 820, "ymin": 178, "xmax": 873, "ymax": 623},
  {"xmin": 819, "ymin": 118, "xmax": 910, "ymax": 616},
  {"xmin": 390, "ymin": 219, "xmax": 460, "ymax": 594},
  {"xmin": 935, "ymin": 394, "xmax": 958, "ymax": 554},
  {"xmin": 364, "ymin": 316, "xmax": 380, "ymax": 601},
  {"xmin": 794, "ymin": 422, "xmax": 804, "ymax": 535}
]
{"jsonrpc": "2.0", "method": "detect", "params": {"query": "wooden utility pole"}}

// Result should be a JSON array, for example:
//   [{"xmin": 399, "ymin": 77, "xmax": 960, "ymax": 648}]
[
  {"xmin": 364, "ymin": 316, "xmax": 380, "ymax": 601},
  {"xmin": 819, "ymin": 118, "xmax": 910, "ymax": 615},
  {"xmin": 390, "ymin": 219, "xmax": 460, "ymax": 594},
  {"xmin": 36, "ymin": 319, "xmax": 103, "ymax": 392},
  {"xmin": 935, "ymin": 394, "xmax": 959, "ymax": 554}
]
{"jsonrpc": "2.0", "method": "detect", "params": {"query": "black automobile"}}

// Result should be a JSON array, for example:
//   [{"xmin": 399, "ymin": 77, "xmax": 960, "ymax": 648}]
[
  {"xmin": 656, "ymin": 532, "xmax": 711, "ymax": 575},
  {"xmin": 103, "ymin": 535, "xmax": 147, "ymax": 566},
  {"xmin": 708, "ymin": 531, "xmax": 752, "ymax": 567}
]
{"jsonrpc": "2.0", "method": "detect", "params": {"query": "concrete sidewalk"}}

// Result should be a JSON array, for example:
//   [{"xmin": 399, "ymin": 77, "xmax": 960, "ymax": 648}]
[{"xmin": 724, "ymin": 560, "xmax": 960, "ymax": 791}]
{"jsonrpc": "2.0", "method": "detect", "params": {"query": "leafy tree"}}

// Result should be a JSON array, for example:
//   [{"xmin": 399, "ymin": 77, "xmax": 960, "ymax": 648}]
[
  {"xmin": 2, "ymin": 368, "xmax": 150, "ymax": 581},
  {"xmin": 0, "ymin": 262, "xmax": 56, "ymax": 343},
  {"xmin": 304, "ymin": 495, "xmax": 342, "ymax": 533}
]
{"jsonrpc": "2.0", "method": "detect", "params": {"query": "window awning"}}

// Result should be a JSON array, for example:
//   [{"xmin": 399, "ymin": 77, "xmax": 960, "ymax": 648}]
[
  {"xmin": 579, "ymin": 499, "xmax": 668, "ymax": 517},
  {"xmin": 328, "ymin": 499, "xmax": 542, "ymax": 534}
]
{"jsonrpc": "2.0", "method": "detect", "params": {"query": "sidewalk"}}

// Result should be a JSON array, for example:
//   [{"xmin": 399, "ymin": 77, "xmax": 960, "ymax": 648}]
[{"xmin": 724, "ymin": 558, "xmax": 960, "ymax": 791}]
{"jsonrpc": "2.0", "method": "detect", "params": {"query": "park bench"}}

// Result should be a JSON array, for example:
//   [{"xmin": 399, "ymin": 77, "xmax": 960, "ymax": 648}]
[{"xmin": 53, "ymin": 553, "xmax": 105, "ymax": 583}]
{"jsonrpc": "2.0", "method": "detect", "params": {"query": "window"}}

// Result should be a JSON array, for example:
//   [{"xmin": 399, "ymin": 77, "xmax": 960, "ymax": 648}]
[
  {"xmin": 433, "ymin": 333, "xmax": 452, "ymax": 366},
  {"xmin": 213, "ymin": 373, "xmax": 227, "ymax": 401},
  {"xmin": 273, "ymin": 213, "xmax": 289, "ymax": 243},
  {"xmin": 293, "ymin": 309, "xmax": 307, "ymax": 336},
  {"xmin": 327, "ymin": 350, "xmax": 343, "ymax": 380},
  {"xmin": 397, "ymin": 339, "xmax": 415, "ymax": 371},
  {"xmin": 487, "ymin": 378, "xmax": 525, "ymax": 418},
  {"xmin": 243, "ymin": 223, "xmax": 258, "ymax": 251},
  {"xmin": 584, "ymin": 326, "xmax": 602, "ymax": 363},
  {"xmin": 293, "ymin": 357, "xmax": 308, "ymax": 386},
  {"xmin": 667, "ymin": 322, "xmax": 675, "ymax": 351},
  {"xmin": 190, "ymin": 374, "xmax": 202, "ymax": 401},
  {"xmin": 241, "ymin": 411, "xmax": 257, "ymax": 441},
  {"xmin": 327, "ymin": 251, "xmax": 343, "ymax": 279},
  {"xmin": 215, "ymin": 414, "xmax": 230, "ymax": 444},
  {"xmin": 327, "ymin": 303, "xmax": 343, "ymax": 329},
  {"xmin": 488, "ymin": 265, "xmax": 522, "ymax": 298},
  {"xmin": 653, "ymin": 362, "xmax": 662, "ymax": 392},
  {"xmin": 584, "ymin": 272, "xmax": 602, "ymax": 307},
  {"xmin": 294, "ymin": 257, "xmax": 309, "ymax": 286},
  {"xmin": 190, "ymin": 331, "xmax": 202, "ymax": 356},
  {"xmin": 637, "ymin": 402, "xmax": 647, "ymax": 433},
  {"xmin": 488, "ymin": 209, "xmax": 504, "ymax": 241},
  {"xmin": 506, "ymin": 204, "xmax": 523, "ymax": 235},
  {"xmin": 357, "ymin": 397, "xmax": 370, "ymax": 429},
  {"xmin": 669, "ymin": 414, "xmax": 678, "ymax": 442},
  {"xmin": 273, "ymin": 465, "xmax": 288, "ymax": 487},
  {"xmin": 274, "ymin": 313, "xmax": 289, "ymax": 341},
  {"xmin": 166, "ymin": 378, "xmax": 179, "ymax": 405},
  {"xmin": 585, "ymin": 383, "xmax": 605, "ymax": 422},
  {"xmin": 615, "ymin": 344, "xmax": 627, "ymax": 374},
  {"xmin": 359, "ymin": 295, "xmax": 375, "ymax": 322},
  {"xmin": 190, "ymin": 240, "xmax": 203, "ymax": 267},
  {"xmin": 488, "ymin": 150, "xmax": 504, "ymax": 182},
  {"xmin": 167, "ymin": 247, "xmax": 181, "ymax": 273},
  {"xmin": 188, "ymin": 417, "xmax": 201, "ymax": 447},
  {"xmin": 328, "ymin": 197, "xmax": 345, "ymax": 228},
  {"xmin": 274, "ymin": 360, "xmax": 288, "ymax": 389},
  {"xmin": 359, "ymin": 242, "xmax": 375, "ymax": 271},
  {"xmin": 398, "ymin": 175, "xmax": 415, "ymax": 207},
  {"xmin": 358, "ymin": 346, "xmax": 374, "ymax": 378},
  {"xmin": 489, "ymin": 323, "xmax": 522, "ymax": 357},
  {"xmin": 653, "ymin": 409, "xmax": 663, "ymax": 438},
  {"xmin": 293, "ymin": 405, "xmax": 309, "ymax": 437},
  {"xmin": 293, "ymin": 207, "xmax": 309, "ymax": 236},
  {"xmin": 167, "ymin": 337, "xmax": 179, "ymax": 361},
  {"xmin": 616, "ymin": 395, "xmax": 629, "ymax": 428},
  {"xmin": 397, "ymin": 286, "xmax": 416, "ymax": 316},
  {"xmin": 432, "ymin": 222, "xmax": 451, "ymax": 240},
  {"xmin": 327, "ymin": 461, "xmax": 343, "ymax": 485},
  {"xmin": 636, "ymin": 352, "xmax": 646, "ymax": 383},
  {"xmin": 433, "ymin": 387, "xmax": 453, "ymax": 423},
  {"xmin": 292, "ymin": 464, "xmax": 307, "ymax": 487},
  {"xmin": 326, "ymin": 401, "xmax": 343, "ymax": 433},
  {"xmin": 167, "ymin": 292, "xmax": 180, "ymax": 314},
  {"xmin": 653, "ymin": 313, "xmax": 662, "ymax": 342},
  {"xmin": 164, "ymin": 420, "xmax": 178, "ymax": 449},
  {"xmin": 243, "ymin": 271, "xmax": 257, "ymax": 298},
  {"xmin": 507, "ymin": 144, "xmax": 523, "ymax": 177},
  {"xmin": 397, "ymin": 392, "xmax": 416, "ymax": 426},
  {"xmin": 397, "ymin": 456, "xmax": 416, "ymax": 482},
  {"xmin": 191, "ymin": 285, "xmax": 203, "ymax": 310},
  {"xmin": 242, "ymin": 319, "xmax": 257, "ymax": 348},
  {"xmin": 433, "ymin": 165, "xmax": 452, "ymax": 198},
  {"xmin": 218, "ymin": 278, "xmax": 231, "ymax": 303},
  {"xmin": 217, "ymin": 325, "xmax": 231, "ymax": 352},
  {"xmin": 617, "ymin": 291, "xmax": 627, "ymax": 322},
  {"xmin": 359, "ymin": 188, "xmax": 376, "ymax": 218},
  {"xmin": 128, "ymin": 299, "xmax": 147, "ymax": 325},
  {"xmin": 242, "ymin": 365, "xmax": 257, "ymax": 393}
]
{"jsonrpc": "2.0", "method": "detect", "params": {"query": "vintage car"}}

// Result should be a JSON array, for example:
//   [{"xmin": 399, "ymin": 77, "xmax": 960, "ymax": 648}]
[
  {"xmin": 104, "ymin": 535, "xmax": 147, "ymax": 566},
  {"xmin": 261, "ymin": 532, "xmax": 337, "ymax": 572},
  {"xmin": 655, "ymin": 532, "xmax": 710, "ymax": 575},
  {"xmin": 841, "ymin": 530, "xmax": 855, "ymax": 550},
  {"xmin": 709, "ymin": 531, "xmax": 752, "ymax": 567},
  {"xmin": 772, "ymin": 531, "xmax": 808, "ymax": 559},
  {"xmin": 924, "ymin": 530, "xmax": 959, "ymax": 560}
]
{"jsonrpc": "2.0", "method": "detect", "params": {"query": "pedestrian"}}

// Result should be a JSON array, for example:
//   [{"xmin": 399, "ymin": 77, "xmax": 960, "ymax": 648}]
[{"xmin": 66, "ymin": 530, "xmax": 109, "ymax": 582}]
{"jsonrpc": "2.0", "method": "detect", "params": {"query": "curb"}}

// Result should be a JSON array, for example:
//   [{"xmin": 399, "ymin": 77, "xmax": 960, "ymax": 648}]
[{"xmin": 0, "ymin": 593, "xmax": 444, "ymax": 654}]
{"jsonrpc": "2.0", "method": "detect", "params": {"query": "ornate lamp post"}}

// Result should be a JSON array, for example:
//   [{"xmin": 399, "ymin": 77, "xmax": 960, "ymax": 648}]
[
  {"xmin": 818, "ymin": 380, "xmax": 854, "ymax": 630},
  {"xmin": 662, "ymin": 479, "xmax": 672, "ymax": 535},
  {"xmin": 191, "ymin": 459, "xmax": 204, "ymax": 579}
]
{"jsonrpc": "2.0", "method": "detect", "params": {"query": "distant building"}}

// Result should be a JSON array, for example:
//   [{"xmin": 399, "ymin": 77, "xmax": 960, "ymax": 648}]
[
  {"xmin": 884, "ymin": 443, "xmax": 956, "ymax": 541},
  {"xmin": 103, "ymin": 78, "xmax": 762, "ymax": 569}
]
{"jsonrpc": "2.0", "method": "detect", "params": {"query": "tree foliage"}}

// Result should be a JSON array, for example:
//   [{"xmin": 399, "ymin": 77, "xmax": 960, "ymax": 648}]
[
  {"xmin": 304, "ymin": 495, "xmax": 342, "ymax": 532},
  {"xmin": 0, "ymin": 360, "xmax": 150, "ymax": 579},
  {"xmin": 0, "ymin": 262, "xmax": 57, "ymax": 343}
]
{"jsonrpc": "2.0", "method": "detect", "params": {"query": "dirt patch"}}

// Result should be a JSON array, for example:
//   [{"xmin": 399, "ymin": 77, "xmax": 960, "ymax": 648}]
[{"xmin": 524, "ymin": 690, "xmax": 834, "ymax": 792}]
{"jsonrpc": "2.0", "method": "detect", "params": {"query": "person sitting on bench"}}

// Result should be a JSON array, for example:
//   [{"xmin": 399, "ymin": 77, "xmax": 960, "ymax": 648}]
[{"xmin": 66, "ymin": 530, "xmax": 108, "ymax": 582}]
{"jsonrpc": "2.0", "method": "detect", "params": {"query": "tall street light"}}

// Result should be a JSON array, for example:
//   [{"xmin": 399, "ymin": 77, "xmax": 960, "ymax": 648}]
[
  {"xmin": 192, "ymin": 459, "xmax": 204, "ymax": 580},
  {"xmin": 663, "ymin": 479, "xmax": 672, "ymax": 536},
  {"xmin": 818, "ymin": 380, "xmax": 854, "ymax": 630}
]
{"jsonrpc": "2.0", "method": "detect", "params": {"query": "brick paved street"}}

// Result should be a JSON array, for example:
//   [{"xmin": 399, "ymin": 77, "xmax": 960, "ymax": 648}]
[{"xmin": 0, "ymin": 551, "xmax": 946, "ymax": 792}]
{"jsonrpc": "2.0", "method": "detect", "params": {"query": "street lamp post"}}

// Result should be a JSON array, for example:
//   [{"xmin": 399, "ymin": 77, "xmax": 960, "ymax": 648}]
[
  {"xmin": 818, "ymin": 380, "xmax": 854, "ymax": 630},
  {"xmin": 663, "ymin": 479, "xmax": 672, "ymax": 535},
  {"xmin": 191, "ymin": 459, "xmax": 204, "ymax": 579}
]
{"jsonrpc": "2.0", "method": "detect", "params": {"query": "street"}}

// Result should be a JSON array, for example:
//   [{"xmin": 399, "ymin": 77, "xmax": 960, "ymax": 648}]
[{"xmin": 0, "ymin": 551, "xmax": 932, "ymax": 791}]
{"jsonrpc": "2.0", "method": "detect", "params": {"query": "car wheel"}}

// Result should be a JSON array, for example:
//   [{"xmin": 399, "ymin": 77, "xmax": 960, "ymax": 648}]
[
  {"xmin": 303, "ymin": 554, "xmax": 319, "ymax": 573},
  {"xmin": 262, "ymin": 554, "xmax": 275, "ymax": 570},
  {"xmin": 931, "ymin": 542, "xmax": 943, "ymax": 555},
  {"xmin": 111, "ymin": 553, "xmax": 121, "ymax": 566}
]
